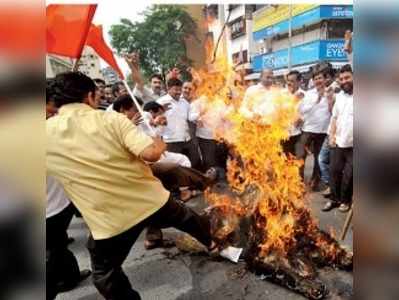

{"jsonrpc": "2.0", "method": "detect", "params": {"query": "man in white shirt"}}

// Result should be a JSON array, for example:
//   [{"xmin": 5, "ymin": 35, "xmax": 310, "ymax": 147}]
[
  {"xmin": 282, "ymin": 70, "xmax": 305, "ymax": 157},
  {"xmin": 322, "ymin": 65, "xmax": 353, "ymax": 212},
  {"xmin": 124, "ymin": 52, "xmax": 166, "ymax": 103},
  {"xmin": 240, "ymin": 68, "xmax": 274, "ymax": 118},
  {"xmin": 189, "ymin": 96, "xmax": 219, "ymax": 171},
  {"xmin": 296, "ymin": 68, "xmax": 334, "ymax": 189},
  {"xmin": 157, "ymin": 78, "xmax": 201, "ymax": 169},
  {"xmin": 133, "ymin": 74, "xmax": 166, "ymax": 103}
]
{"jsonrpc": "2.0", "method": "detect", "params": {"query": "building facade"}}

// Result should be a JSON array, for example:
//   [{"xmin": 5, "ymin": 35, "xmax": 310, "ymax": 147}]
[
  {"xmin": 101, "ymin": 66, "xmax": 120, "ymax": 85},
  {"xmin": 204, "ymin": 4, "xmax": 268, "ymax": 79},
  {"xmin": 76, "ymin": 46, "xmax": 104, "ymax": 79},
  {"xmin": 46, "ymin": 54, "xmax": 73, "ymax": 78},
  {"xmin": 251, "ymin": 4, "xmax": 353, "ymax": 77}
]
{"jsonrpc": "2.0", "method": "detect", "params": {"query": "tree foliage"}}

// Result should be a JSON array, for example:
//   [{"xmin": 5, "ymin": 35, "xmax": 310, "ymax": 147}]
[{"xmin": 109, "ymin": 5, "xmax": 198, "ymax": 80}]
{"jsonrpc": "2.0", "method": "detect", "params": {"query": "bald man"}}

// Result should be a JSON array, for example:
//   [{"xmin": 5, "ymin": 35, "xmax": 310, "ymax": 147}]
[{"xmin": 240, "ymin": 68, "xmax": 275, "ymax": 119}]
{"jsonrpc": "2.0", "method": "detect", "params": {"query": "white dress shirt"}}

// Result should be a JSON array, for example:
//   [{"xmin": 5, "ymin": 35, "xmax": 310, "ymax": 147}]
[
  {"xmin": 156, "ymin": 94, "xmax": 191, "ymax": 143},
  {"xmin": 46, "ymin": 175, "xmax": 71, "ymax": 219},
  {"xmin": 300, "ymin": 88, "xmax": 331, "ymax": 134},
  {"xmin": 139, "ymin": 111, "xmax": 166, "ymax": 137},
  {"xmin": 189, "ymin": 98, "xmax": 214, "ymax": 140},
  {"xmin": 284, "ymin": 88, "xmax": 305, "ymax": 137},
  {"xmin": 133, "ymin": 85, "xmax": 165, "ymax": 103},
  {"xmin": 331, "ymin": 91, "xmax": 353, "ymax": 148},
  {"xmin": 240, "ymin": 83, "xmax": 273, "ymax": 119},
  {"xmin": 106, "ymin": 103, "xmax": 114, "ymax": 112}
]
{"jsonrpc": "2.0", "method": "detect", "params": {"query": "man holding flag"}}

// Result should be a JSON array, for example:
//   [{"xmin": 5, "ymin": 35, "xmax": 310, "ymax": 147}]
[{"xmin": 46, "ymin": 5, "xmax": 217, "ymax": 299}]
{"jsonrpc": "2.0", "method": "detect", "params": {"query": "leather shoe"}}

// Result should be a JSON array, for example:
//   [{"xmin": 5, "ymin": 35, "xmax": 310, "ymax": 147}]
[{"xmin": 322, "ymin": 201, "xmax": 339, "ymax": 212}]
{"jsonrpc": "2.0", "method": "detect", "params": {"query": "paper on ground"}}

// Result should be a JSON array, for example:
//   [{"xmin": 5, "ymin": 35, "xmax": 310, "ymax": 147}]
[{"xmin": 219, "ymin": 246, "xmax": 243, "ymax": 263}]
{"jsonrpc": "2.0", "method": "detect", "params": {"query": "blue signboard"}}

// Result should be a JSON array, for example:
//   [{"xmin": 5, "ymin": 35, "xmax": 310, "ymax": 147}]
[
  {"xmin": 320, "ymin": 5, "xmax": 353, "ymax": 18},
  {"xmin": 252, "ymin": 39, "xmax": 347, "ymax": 72},
  {"xmin": 253, "ymin": 5, "xmax": 353, "ymax": 41},
  {"xmin": 319, "ymin": 40, "xmax": 347, "ymax": 60}
]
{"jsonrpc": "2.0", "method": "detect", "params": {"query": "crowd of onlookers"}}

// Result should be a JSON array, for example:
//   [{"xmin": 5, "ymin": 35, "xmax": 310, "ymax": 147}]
[
  {"xmin": 90, "ymin": 57, "xmax": 353, "ymax": 213},
  {"xmin": 46, "ymin": 52, "xmax": 353, "ymax": 299}
]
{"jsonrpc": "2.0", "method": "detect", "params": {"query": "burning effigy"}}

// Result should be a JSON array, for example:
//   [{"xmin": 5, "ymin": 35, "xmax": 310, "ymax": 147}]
[{"xmin": 189, "ymin": 39, "xmax": 352, "ymax": 299}]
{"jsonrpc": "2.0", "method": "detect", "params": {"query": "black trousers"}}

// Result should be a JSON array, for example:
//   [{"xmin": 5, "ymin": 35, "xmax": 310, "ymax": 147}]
[
  {"xmin": 282, "ymin": 134, "xmax": 300, "ymax": 157},
  {"xmin": 198, "ymin": 138, "xmax": 218, "ymax": 171},
  {"xmin": 295, "ymin": 131, "xmax": 327, "ymax": 182},
  {"xmin": 146, "ymin": 163, "xmax": 214, "ymax": 242},
  {"xmin": 87, "ymin": 196, "xmax": 212, "ymax": 300},
  {"xmin": 330, "ymin": 147, "xmax": 353, "ymax": 204},
  {"xmin": 167, "ymin": 140, "xmax": 202, "ymax": 170},
  {"xmin": 46, "ymin": 203, "xmax": 80, "ymax": 300}
]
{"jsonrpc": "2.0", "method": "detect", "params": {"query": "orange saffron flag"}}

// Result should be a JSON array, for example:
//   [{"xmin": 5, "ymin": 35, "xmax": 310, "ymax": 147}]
[
  {"xmin": 46, "ymin": 4, "xmax": 97, "ymax": 58},
  {"xmin": 85, "ymin": 24, "xmax": 124, "ymax": 79}
]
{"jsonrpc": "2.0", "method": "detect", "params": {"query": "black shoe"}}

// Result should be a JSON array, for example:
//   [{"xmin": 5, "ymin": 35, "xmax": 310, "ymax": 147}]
[
  {"xmin": 321, "ymin": 201, "xmax": 339, "ymax": 212},
  {"xmin": 57, "ymin": 269, "xmax": 92, "ymax": 293}
]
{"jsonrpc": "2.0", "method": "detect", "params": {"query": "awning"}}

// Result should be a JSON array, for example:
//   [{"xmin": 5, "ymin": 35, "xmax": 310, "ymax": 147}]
[
  {"xmin": 272, "ymin": 61, "xmax": 348, "ymax": 76},
  {"xmin": 245, "ymin": 61, "xmax": 348, "ymax": 80}
]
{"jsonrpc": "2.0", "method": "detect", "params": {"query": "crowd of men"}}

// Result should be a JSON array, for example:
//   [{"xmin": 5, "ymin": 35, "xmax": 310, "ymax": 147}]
[{"xmin": 46, "ymin": 52, "xmax": 353, "ymax": 299}]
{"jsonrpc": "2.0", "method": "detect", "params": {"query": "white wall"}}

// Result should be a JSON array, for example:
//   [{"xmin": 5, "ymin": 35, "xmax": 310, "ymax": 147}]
[{"xmin": 207, "ymin": 5, "xmax": 255, "ymax": 66}]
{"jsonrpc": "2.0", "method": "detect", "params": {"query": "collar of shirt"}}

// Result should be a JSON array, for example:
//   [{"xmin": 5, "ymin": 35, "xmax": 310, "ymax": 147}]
[{"xmin": 58, "ymin": 103, "xmax": 93, "ymax": 115}]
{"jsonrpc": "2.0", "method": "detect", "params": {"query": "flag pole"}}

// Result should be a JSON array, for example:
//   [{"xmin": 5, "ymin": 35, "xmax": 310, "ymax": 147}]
[
  {"xmin": 121, "ymin": 80, "xmax": 157, "ymax": 136},
  {"xmin": 72, "ymin": 57, "xmax": 81, "ymax": 71}
]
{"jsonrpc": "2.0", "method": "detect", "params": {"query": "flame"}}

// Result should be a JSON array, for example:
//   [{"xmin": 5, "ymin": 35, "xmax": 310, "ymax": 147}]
[{"xmin": 192, "ymin": 31, "xmax": 340, "ymax": 261}]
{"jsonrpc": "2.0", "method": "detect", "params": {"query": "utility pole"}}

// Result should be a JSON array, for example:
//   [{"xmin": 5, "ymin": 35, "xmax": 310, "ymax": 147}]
[{"xmin": 288, "ymin": 3, "xmax": 293, "ymax": 71}]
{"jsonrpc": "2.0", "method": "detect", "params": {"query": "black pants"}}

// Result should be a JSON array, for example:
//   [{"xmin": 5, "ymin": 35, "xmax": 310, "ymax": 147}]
[
  {"xmin": 282, "ymin": 134, "xmax": 300, "ymax": 157},
  {"xmin": 295, "ymin": 132, "xmax": 326, "ymax": 182},
  {"xmin": 330, "ymin": 147, "xmax": 353, "ymax": 204},
  {"xmin": 198, "ymin": 138, "xmax": 218, "ymax": 171},
  {"xmin": 167, "ymin": 140, "xmax": 202, "ymax": 170},
  {"xmin": 146, "ymin": 163, "xmax": 214, "ymax": 243},
  {"xmin": 87, "ymin": 196, "xmax": 212, "ymax": 300},
  {"xmin": 46, "ymin": 204, "xmax": 80, "ymax": 300}
]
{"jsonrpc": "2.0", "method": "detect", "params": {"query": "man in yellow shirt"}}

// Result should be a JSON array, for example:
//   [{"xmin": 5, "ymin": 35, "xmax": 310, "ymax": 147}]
[{"xmin": 46, "ymin": 72, "xmax": 215, "ymax": 300}]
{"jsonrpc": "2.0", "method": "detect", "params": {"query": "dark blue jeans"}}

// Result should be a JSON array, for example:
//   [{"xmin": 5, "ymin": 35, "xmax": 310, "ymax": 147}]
[{"xmin": 318, "ymin": 138, "xmax": 330, "ymax": 185}]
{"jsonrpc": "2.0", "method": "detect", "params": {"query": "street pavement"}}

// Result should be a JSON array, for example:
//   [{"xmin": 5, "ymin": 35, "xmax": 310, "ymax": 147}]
[{"xmin": 58, "ymin": 159, "xmax": 353, "ymax": 300}]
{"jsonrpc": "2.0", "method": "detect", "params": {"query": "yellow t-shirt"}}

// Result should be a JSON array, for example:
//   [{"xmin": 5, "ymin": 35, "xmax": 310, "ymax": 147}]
[{"xmin": 46, "ymin": 103, "xmax": 169, "ymax": 240}]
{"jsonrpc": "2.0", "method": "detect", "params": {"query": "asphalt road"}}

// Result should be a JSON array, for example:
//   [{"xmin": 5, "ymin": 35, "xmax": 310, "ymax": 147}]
[{"xmin": 58, "ymin": 160, "xmax": 353, "ymax": 300}]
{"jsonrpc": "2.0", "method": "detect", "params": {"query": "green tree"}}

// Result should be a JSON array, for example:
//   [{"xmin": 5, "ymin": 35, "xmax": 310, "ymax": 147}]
[{"xmin": 109, "ymin": 5, "xmax": 198, "ymax": 81}]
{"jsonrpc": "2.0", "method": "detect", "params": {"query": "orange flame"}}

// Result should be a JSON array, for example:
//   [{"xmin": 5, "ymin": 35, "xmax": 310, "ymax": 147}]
[{"xmin": 192, "ymin": 33, "xmax": 337, "ymax": 260}]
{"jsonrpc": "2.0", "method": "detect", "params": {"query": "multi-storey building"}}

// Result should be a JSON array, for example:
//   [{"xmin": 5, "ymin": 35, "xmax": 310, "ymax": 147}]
[
  {"xmin": 251, "ymin": 4, "xmax": 353, "ymax": 79},
  {"xmin": 101, "ymin": 66, "xmax": 120, "ymax": 85},
  {"xmin": 46, "ymin": 55, "xmax": 73, "ymax": 78},
  {"xmin": 204, "ymin": 5, "xmax": 267, "ymax": 73},
  {"xmin": 76, "ymin": 46, "xmax": 104, "ymax": 79}
]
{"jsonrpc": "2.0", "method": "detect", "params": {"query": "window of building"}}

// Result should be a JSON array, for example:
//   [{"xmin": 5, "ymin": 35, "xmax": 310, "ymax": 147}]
[
  {"xmin": 327, "ymin": 19, "xmax": 353, "ymax": 39},
  {"xmin": 232, "ymin": 50, "xmax": 248, "ymax": 64},
  {"xmin": 230, "ymin": 17, "xmax": 246, "ymax": 39}
]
